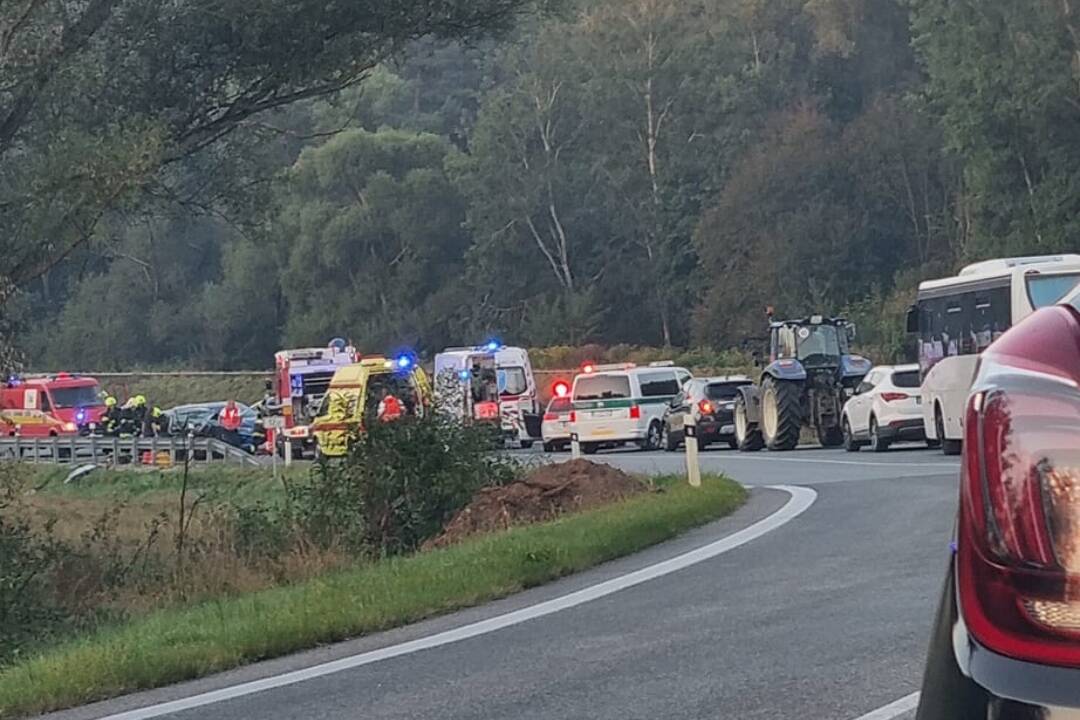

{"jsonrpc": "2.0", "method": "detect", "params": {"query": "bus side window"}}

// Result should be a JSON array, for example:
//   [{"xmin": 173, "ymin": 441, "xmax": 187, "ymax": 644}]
[
  {"xmin": 974, "ymin": 292, "xmax": 993, "ymax": 351},
  {"xmin": 990, "ymin": 286, "xmax": 1010, "ymax": 340}
]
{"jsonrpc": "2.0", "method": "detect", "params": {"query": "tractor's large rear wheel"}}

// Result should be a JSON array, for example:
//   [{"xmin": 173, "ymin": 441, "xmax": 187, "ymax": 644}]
[
  {"xmin": 761, "ymin": 377, "xmax": 801, "ymax": 451},
  {"xmin": 734, "ymin": 394, "xmax": 763, "ymax": 451}
]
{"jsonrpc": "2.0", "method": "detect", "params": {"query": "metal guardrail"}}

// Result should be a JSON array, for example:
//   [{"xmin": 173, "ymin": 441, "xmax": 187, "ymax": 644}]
[{"xmin": 0, "ymin": 436, "xmax": 260, "ymax": 467}]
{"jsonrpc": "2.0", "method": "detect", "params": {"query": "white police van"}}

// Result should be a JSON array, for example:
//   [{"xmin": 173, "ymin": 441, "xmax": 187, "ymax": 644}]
[{"xmin": 570, "ymin": 362, "xmax": 691, "ymax": 453}]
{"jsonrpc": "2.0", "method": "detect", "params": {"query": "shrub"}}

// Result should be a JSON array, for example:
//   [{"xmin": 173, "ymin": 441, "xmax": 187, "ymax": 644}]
[
  {"xmin": 290, "ymin": 415, "xmax": 516, "ymax": 556},
  {"xmin": 0, "ymin": 468, "xmax": 67, "ymax": 664}
]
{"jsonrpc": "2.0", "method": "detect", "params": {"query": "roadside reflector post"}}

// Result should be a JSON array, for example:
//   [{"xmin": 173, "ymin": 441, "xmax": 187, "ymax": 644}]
[
  {"xmin": 571, "ymin": 432, "xmax": 581, "ymax": 460},
  {"xmin": 284, "ymin": 440, "xmax": 293, "ymax": 467},
  {"xmin": 684, "ymin": 413, "xmax": 701, "ymax": 488}
]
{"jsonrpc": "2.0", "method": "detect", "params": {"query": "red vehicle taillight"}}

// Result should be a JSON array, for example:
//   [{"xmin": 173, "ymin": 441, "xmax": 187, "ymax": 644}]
[
  {"xmin": 957, "ymin": 305, "xmax": 1080, "ymax": 667},
  {"xmin": 880, "ymin": 392, "xmax": 909, "ymax": 403},
  {"xmin": 629, "ymin": 404, "xmax": 641, "ymax": 419},
  {"xmin": 698, "ymin": 400, "xmax": 713, "ymax": 415},
  {"xmin": 569, "ymin": 411, "xmax": 577, "ymax": 423}
]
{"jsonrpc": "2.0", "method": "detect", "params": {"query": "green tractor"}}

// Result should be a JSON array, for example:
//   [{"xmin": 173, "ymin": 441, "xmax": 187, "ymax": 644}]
[{"xmin": 733, "ymin": 314, "xmax": 871, "ymax": 451}]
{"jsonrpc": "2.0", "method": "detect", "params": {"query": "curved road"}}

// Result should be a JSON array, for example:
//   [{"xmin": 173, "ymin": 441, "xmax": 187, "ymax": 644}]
[{"xmin": 49, "ymin": 444, "xmax": 958, "ymax": 720}]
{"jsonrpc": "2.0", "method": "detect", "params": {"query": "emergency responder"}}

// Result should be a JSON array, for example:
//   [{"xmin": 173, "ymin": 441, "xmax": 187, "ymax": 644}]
[
  {"xmin": 149, "ymin": 406, "xmax": 170, "ymax": 436},
  {"xmin": 220, "ymin": 399, "xmax": 242, "ymax": 432},
  {"xmin": 101, "ymin": 396, "xmax": 121, "ymax": 436},
  {"xmin": 377, "ymin": 387, "xmax": 403, "ymax": 422},
  {"xmin": 118, "ymin": 397, "xmax": 139, "ymax": 436}
]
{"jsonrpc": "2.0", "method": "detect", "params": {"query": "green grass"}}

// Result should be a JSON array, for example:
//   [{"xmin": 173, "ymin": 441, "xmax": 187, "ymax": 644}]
[
  {"xmin": 19, "ymin": 464, "xmax": 300, "ymax": 505},
  {"xmin": 0, "ymin": 474, "xmax": 745, "ymax": 718}
]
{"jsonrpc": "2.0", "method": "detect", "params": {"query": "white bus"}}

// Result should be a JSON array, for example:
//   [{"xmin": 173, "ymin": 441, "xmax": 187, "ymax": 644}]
[{"xmin": 908, "ymin": 255, "xmax": 1080, "ymax": 454}]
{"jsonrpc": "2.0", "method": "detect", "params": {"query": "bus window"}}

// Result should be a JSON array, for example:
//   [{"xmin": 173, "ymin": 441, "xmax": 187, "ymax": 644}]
[{"xmin": 1027, "ymin": 273, "xmax": 1080, "ymax": 310}]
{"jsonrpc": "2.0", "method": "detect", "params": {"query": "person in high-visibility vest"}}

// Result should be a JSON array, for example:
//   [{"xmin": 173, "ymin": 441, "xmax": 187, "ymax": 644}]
[
  {"xmin": 377, "ymin": 388, "xmax": 403, "ymax": 422},
  {"xmin": 220, "ymin": 400, "xmax": 242, "ymax": 432}
]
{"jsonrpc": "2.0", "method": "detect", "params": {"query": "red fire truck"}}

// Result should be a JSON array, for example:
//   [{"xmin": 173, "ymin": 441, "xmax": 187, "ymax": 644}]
[
  {"xmin": 1, "ymin": 373, "xmax": 106, "ymax": 437},
  {"xmin": 272, "ymin": 341, "xmax": 359, "ymax": 456}
]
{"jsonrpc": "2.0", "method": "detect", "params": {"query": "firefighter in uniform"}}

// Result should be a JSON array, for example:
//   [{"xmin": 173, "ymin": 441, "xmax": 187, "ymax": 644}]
[
  {"xmin": 149, "ymin": 406, "xmax": 170, "ymax": 436},
  {"xmin": 102, "ymin": 396, "xmax": 121, "ymax": 435}
]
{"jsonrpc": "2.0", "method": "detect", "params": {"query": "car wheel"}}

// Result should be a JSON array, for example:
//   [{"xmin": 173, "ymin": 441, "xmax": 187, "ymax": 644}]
[
  {"xmin": 662, "ymin": 422, "xmax": 679, "ymax": 452},
  {"xmin": 842, "ymin": 417, "xmax": 860, "ymax": 453},
  {"xmin": 520, "ymin": 440, "xmax": 534, "ymax": 450},
  {"xmin": 869, "ymin": 416, "xmax": 889, "ymax": 453},
  {"xmin": 582, "ymin": 442, "xmax": 599, "ymax": 455},
  {"xmin": 727, "ymin": 436, "xmax": 739, "ymax": 450},
  {"xmin": 641, "ymin": 421, "xmax": 662, "ymax": 452},
  {"xmin": 542, "ymin": 441, "xmax": 554, "ymax": 453}
]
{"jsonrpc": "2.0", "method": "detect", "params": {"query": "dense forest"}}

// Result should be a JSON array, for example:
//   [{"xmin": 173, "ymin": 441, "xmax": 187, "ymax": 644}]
[{"xmin": 5, "ymin": 0, "xmax": 1080, "ymax": 370}]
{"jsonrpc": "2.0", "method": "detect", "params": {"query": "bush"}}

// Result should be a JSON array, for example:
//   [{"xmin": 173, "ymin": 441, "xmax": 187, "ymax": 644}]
[
  {"xmin": 290, "ymin": 415, "xmax": 516, "ymax": 556},
  {"xmin": 0, "ymin": 469, "xmax": 67, "ymax": 664}
]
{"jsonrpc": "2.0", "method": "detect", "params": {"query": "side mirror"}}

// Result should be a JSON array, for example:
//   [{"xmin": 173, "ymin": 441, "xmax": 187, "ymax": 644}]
[
  {"xmin": 846, "ymin": 323, "xmax": 857, "ymax": 341},
  {"xmin": 905, "ymin": 305, "xmax": 920, "ymax": 334}
]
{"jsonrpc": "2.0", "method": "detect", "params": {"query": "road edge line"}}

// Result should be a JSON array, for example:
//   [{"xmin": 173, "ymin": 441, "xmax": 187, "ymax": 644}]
[
  {"xmin": 95, "ymin": 485, "xmax": 816, "ymax": 720},
  {"xmin": 851, "ymin": 691, "xmax": 920, "ymax": 720}
]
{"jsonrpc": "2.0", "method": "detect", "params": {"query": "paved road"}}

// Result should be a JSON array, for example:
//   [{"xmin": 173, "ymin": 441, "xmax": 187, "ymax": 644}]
[{"xmin": 52, "ymin": 443, "xmax": 957, "ymax": 720}]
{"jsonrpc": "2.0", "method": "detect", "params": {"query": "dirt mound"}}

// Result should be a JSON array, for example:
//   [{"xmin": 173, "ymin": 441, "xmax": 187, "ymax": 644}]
[{"xmin": 428, "ymin": 460, "xmax": 649, "ymax": 548}]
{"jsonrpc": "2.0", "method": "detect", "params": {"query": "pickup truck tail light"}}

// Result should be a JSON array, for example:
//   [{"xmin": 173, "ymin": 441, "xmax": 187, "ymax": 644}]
[{"xmin": 629, "ymin": 404, "xmax": 641, "ymax": 419}]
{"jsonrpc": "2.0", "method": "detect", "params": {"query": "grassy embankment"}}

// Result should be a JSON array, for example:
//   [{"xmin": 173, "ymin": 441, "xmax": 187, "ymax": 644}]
[{"xmin": 0, "ymin": 468, "xmax": 745, "ymax": 718}]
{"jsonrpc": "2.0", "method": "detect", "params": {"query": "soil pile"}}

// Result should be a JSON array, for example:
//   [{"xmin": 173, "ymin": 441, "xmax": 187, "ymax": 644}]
[{"xmin": 428, "ymin": 460, "xmax": 649, "ymax": 548}]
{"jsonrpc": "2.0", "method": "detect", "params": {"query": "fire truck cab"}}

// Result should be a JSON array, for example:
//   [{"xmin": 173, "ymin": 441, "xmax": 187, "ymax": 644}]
[
  {"xmin": 0, "ymin": 373, "xmax": 106, "ymax": 437},
  {"xmin": 273, "ymin": 341, "xmax": 359, "ymax": 456}
]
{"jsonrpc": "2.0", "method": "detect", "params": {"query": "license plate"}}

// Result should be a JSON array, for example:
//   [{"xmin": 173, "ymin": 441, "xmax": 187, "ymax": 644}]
[
  {"xmin": 593, "ymin": 428, "xmax": 614, "ymax": 437},
  {"xmin": 591, "ymin": 410, "xmax": 613, "ymax": 418}
]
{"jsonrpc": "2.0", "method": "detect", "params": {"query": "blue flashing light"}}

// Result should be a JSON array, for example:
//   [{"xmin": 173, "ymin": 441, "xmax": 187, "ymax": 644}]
[
  {"xmin": 485, "ymin": 340, "xmax": 500, "ymax": 352},
  {"xmin": 458, "ymin": 370, "xmax": 471, "ymax": 381},
  {"xmin": 6, "ymin": 375, "xmax": 21, "ymax": 387},
  {"xmin": 396, "ymin": 355, "xmax": 412, "ymax": 370},
  {"xmin": 75, "ymin": 409, "xmax": 87, "ymax": 424}
]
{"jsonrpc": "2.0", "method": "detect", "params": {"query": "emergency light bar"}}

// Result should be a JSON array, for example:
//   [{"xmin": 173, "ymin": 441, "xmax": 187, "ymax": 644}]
[
  {"xmin": 647, "ymin": 361, "xmax": 675, "ymax": 367},
  {"xmin": 587, "ymin": 363, "xmax": 637, "ymax": 372}
]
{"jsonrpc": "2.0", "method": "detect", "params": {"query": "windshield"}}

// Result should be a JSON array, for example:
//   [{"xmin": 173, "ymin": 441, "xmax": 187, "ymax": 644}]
[
  {"xmin": 1027, "ymin": 273, "xmax": 1080, "ymax": 310},
  {"xmin": 796, "ymin": 325, "xmax": 845, "ymax": 365},
  {"xmin": 547, "ymin": 397, "xmax": 572, "ymax": 412},
  {"xmin": 498, "ymin": 366, "xmax": 528, "ymax": 396},
  {"xmin": 891, "ymin": 370, "xmax": 920, "ymax": 389},
  {"xmin": 574, "ymin": 375, "xmax": 631, "ymax": 400},
  {"xmin": 705, "ymin": 383, "xmax": 745, "ymax": 401},
  {"xmin": 50, "ymin": 385, "xmax": 103, "ymax": 408}
]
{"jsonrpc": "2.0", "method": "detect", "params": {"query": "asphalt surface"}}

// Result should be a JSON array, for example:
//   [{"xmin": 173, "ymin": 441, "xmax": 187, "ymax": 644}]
[{"xmin": 48, "ymin": 442, "xmax": 957, "ymax": 720}]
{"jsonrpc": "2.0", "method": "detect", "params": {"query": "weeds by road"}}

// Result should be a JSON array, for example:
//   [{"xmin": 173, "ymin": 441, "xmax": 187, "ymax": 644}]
[{"xmin": 0, "ymin": 470, "xmax": 744, "ymax": 717}]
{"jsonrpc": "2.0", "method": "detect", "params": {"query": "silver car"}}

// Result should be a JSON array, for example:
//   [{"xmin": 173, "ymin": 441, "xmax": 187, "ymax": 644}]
[{"xmin": 541, "ymin": 396, "xmax": 572, "ymax": 452}]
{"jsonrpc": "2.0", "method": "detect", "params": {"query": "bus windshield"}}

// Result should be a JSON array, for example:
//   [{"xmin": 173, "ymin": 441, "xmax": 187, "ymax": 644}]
[{"xmin": 1027, "ymin": 273, "xmax": 1080, "ymax": 310}]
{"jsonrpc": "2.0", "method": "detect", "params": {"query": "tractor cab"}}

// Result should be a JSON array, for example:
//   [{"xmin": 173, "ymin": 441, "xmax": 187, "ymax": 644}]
[{"xmin": 769, "ymin": 316, "xmax": 854, "ymax": 369}]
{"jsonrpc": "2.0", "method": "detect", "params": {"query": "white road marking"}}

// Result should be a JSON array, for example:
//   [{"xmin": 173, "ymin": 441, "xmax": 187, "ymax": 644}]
[
  {"xmin": 851, "ymin": 691, "xmax": 920, "ymax": 720},
  {"xmin": 693, "ymin": 455, "xmax": 959, "ymax": 470},
  {"xmin": 95, "ymin": 486, "xmax": 817, "ymax": 720}
]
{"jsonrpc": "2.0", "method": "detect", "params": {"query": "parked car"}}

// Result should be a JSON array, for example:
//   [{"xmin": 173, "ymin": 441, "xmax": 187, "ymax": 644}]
[
  {"xmin": 840, "ymin": 363, "xmax": 926, "ymax": 452},
  {"xmin": 915, "ymin": 297, "xmax": 1080, "ymax": 719},
  {"xmin": 165, "ymin": 401, "xmax": 264, "ymax": 453},
  {"xmin": 541, "ymin": 396, "xmax": 573, "ymax": 452},
  {"xmin": 661, "ymin": 376, "xmax": 753, "ymax": 451}
]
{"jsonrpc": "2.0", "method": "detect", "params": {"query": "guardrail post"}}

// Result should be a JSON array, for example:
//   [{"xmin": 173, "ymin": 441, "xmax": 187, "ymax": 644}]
[
  {"xmin": 571, "ymin": 432, "xmax": 581, "ymax": 460},
  {"xmin": 284, "ymin": 441, "xmax": 293, "ymax": 467},
  {"xmin": 684, "ymin": 412, "xmax": 702, "ymax": 488}
]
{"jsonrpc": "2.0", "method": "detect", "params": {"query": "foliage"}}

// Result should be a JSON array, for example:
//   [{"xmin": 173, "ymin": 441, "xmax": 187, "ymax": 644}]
[
  {"xmin": 14, "ymin": 0, "xmax": 1080, "ymax": 369},
  {"xmin": 292, "ymin": 416, "xmax": 517, "ymax": 555}
]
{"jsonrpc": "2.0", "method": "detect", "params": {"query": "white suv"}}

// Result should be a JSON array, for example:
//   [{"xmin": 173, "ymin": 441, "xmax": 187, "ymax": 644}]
[{"xmin": 841, "ymin": 363, "xmax": 927, "ymax": 452}]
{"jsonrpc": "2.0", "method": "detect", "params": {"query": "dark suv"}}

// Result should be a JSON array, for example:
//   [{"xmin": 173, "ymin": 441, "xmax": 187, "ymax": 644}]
[{"xmin": 661, "ymin": 377, "xmax": 753, "ymax": 451}]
